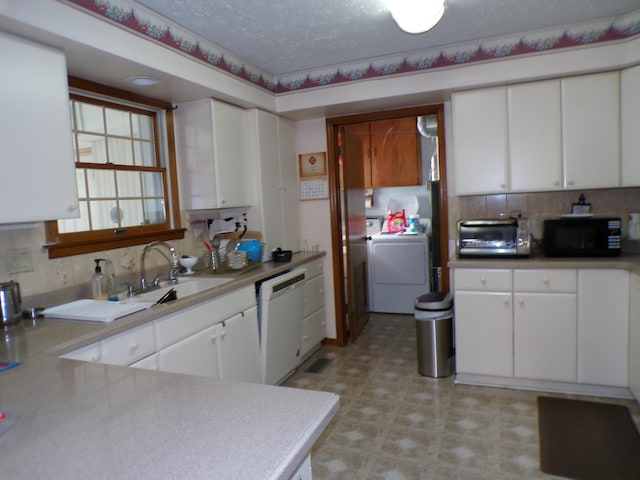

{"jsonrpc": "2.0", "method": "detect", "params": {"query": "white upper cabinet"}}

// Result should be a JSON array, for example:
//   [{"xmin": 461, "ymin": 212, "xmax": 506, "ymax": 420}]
[
  {"xmin": 621, "ymin": 65, "xmax": 640, "ymax": 187},
  {"xmin": 508, "ymin": 80, "xmax": 562, "ymax": 192},
  {"xmin": 0, "ymin": 32, "xmax": 78, "ymax": 224},
  {"xmin": 561, "ymin": 72, "xmax": 620, "ymax": 190},
  {"xmin": 247, "ymin": 109, "xmax": 301, "ymax": 252},
  {"xmin": 452, "ymin": 87, "xmax": 509, "ymax": 195},
  {"xmin": 174, "ymin": 98, "xmax": 251, "ymax": 210}
]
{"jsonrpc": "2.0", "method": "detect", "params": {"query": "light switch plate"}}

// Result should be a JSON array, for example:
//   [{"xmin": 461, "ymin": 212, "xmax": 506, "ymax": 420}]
[{"xmin": 6, "ymin": 248, "xmax": 33, "ymax": 274}]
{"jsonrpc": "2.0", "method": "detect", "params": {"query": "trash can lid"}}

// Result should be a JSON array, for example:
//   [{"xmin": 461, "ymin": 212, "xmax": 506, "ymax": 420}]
[{"xmin": 415, "ymin": 291, "xmax": 453, "ymax": 311}]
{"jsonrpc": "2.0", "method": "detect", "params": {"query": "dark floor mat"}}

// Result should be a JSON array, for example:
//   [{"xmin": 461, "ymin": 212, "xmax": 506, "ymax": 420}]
[
  {"xmin": 537, "ymin": 396, "xmax": 640, "ymax": 480},
  {"xmin": 305, "ymin": 358, "xmax": 332, "ymax": 374}
]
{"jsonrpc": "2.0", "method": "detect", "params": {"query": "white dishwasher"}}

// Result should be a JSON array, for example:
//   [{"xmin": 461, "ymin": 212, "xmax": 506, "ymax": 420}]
[{"xmin": 258, "ymin": 269, "xmax": 306, "ymax": 385}]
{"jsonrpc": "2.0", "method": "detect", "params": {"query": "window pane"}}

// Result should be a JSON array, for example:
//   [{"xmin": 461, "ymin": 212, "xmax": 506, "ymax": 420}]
[
  {"xmin": 89, "ymin": 200, "xmax": 116, "ymax": 230},
  {"xmin": 75, "ymin": 102, "xmax": 104, "ymax": 133},
  {"xmin": 76, "ymin": 169, "xmax": 87, "ymax": 198},
  {"xmin": 105, "ymin": 108, "xmax": 131, "ymax": 136},
  {"xmin": 134, "ymin": 140, "xmax": 155, "ymax": 166},
  {"xmin": 145, "ymin": 198, "xmax": 166, "ymax": 225},
  {"xmin": 132, "ymin": 113, "xmax": 153, "ymax": 140},
  {"xmin": 120, "ymin": 199, "xmax": 145, "ymax": 227},
  {"xmin": 87, "ymin": 169, "xmax": 116, "ymax": 198},
  {"xmin": 77, "ymin": 134, "xmax": 107, "ymax": 163},
  {"xmin": 117, "ymin": 171, "xmax": 142, "ymax": 197},
  {"xmin": 58, "ymin": 201, "xmax": 90, "ymax": 233},
  {"xmin": 108, "ymin": 138, "xmax": 134, "ymax": 165},
  {"xmin": 142, "ymin": 172, "xmax": 164, "ymax": 197}
]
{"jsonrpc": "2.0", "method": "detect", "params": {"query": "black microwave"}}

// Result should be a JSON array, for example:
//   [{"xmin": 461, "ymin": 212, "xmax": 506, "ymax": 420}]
[{"xmin": 543, "ymin": 217, "xmax": 622, "ymax": 257}]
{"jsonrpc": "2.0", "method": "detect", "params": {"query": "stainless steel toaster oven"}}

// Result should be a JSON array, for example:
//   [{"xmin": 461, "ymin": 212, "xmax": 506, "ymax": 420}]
[{"xmin": 457, "ymin": 217, "xmax": 531, "ymax": 257}]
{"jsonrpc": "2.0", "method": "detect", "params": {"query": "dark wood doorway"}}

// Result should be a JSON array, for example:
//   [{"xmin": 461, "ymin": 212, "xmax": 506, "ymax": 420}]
[{"xmin": 326, "ymin": 105, "xmax": 449, "ymax": 347}]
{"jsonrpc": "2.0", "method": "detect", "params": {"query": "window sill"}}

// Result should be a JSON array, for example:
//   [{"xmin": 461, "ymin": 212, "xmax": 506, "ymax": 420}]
[{"xmin": 45, "ymin": 228, "xmax": 186, "ymax": 259}]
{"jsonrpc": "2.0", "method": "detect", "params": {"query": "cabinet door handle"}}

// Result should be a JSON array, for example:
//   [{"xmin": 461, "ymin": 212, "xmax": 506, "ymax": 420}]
[
  {"xmin": 480, "ymin": 277, "xmax": 487, "ymax": 284},
  {"xmin": 518, "ymin": 299, "xmax": 525, "ymax": 306},
  {"xmin": 91, "ymin": 354, "xmax": 101, "ymax": 362},
  {"xmin": 543, "ymin": 278, "xmax": 550, "ymax": 285},
  {"xmin": 129, "ymin": 342, "xmax": 139, "ymax": 352},
  {"xmin": 210, "ymin": 334, "xmax": 218, "ymax": 343},
  {"xmin": 499, "ymin": 183, "xmax": 507, "ymax": 189}
]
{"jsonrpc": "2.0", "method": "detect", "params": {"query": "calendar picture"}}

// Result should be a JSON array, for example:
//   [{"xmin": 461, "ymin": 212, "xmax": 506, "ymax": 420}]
[
  {"xmin": 299, "ymin": 152, "xmax": 329, "ymax": 200},
  {"xmin": 299, "ymin": 152, "xmax": 327, "ymax": 178}
]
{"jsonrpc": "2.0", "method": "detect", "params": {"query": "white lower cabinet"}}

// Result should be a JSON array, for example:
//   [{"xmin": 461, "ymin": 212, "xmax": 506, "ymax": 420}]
[
  {"xmin": 513, "ymin": 269, "xmax": 577, "ymax": 382},
  {"xmin": 577, "ymin": 269, "xmax": 629, "ymax": 387},
  {"xmin": 300, "ymin": 260, "xmax": 326, "ymax": 359},
  {"xmin": 218, "ymin": 306, "xmax": 261, "ymax": 383},
  {"xmin": 455, "ymin": 290, "xmax": 513, "ymax": 377},
  {"xmin": 60, "ymin": 285, "xmax": 261, "ymax": 383},
  {"xmin": 454, "ymin": 267, "xmax": 631, "ymax": 393},
  {"xmin": 157, "ymin": 324, "xmax": 221, "ymax": 379},
  {"xmin": 290, "ymin": 454, "xmax": 312, "ymax": 480},
  {"xmin": 629, "ymin": 273, "xmax": 640, "ymax": 400}
]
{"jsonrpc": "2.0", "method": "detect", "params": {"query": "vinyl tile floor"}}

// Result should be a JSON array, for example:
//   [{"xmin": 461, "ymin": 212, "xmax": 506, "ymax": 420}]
[{"xmin": 282, "ymin": 313, "xmax": 640, "ymax": 480}]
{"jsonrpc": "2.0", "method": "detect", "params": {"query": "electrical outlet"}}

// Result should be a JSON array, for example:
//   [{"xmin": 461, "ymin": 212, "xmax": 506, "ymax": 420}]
[{"xmin": 6, "ymin": 248, "xmax": 34, "ymax": 274}]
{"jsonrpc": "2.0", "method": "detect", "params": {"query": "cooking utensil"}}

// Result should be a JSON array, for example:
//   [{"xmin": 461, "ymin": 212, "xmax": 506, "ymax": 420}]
[{"xmin": 0, "ymin": 281, "xmax": 22, "ymax": 327}]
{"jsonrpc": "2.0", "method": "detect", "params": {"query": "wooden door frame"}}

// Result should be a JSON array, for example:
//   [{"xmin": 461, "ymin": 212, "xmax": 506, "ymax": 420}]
[{"xmin": 326, "ymin": 105, "xmax": 449, "ymax": 347}]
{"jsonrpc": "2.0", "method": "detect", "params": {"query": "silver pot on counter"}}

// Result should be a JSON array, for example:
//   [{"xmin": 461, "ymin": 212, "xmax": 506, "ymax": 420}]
[{"xmin": 1, "ymin": 281, "xmax": 22, "ymax": 327}]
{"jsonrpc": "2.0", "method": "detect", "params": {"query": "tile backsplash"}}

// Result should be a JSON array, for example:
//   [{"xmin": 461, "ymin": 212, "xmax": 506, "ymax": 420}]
[{"xmin": 450, "ymin": 187, "xmax": 640, "ymax": 241}]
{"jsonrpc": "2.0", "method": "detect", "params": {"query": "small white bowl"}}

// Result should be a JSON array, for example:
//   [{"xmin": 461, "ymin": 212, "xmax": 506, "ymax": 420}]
[{"xmin": 179, "ymin": 255, "xmax": 198, "ymax": 274}]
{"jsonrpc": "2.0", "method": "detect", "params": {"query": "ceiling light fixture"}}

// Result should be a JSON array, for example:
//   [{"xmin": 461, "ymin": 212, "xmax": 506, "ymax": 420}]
[
  {"xmin": 385, "ymin": 0, "xmax": 446, "ymax": 35},
  {"xmin": 126, "ymin": 75, "xmax": 159, "ymax": 86}
]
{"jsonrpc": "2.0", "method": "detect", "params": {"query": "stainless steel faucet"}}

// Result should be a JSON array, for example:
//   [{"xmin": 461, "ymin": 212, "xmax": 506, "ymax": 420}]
[{"xmin": 140, "ymin": 241, "xmax": 179, "ymax": 290}]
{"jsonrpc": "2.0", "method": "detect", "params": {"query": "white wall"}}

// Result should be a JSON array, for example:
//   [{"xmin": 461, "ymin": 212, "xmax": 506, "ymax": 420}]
[{"xmin": 293, "ymin": 118, "xmax": 337, "ymax": 339}]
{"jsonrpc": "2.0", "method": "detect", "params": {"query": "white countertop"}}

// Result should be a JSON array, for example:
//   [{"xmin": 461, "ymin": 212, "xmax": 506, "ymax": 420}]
[{"xmin": 0, "ymin": 252, "xmax": 340, "ymax": 480}]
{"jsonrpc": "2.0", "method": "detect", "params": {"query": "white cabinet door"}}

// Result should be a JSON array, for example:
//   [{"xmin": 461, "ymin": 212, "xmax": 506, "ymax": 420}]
[
  {"xmin": 0, "ymin": 32, "xmax": 78, "ymax": 223},
  {"xmin": 218, "ymin": 307, "xmax": 262, "ymax": 383},
  {"xmin": 247, "ymin": 109, "xmax": 300, "ymax": 252},
  {"xmin": 621, "ymin": 65, "xmax": 640, "ymax": 187},
  {"xmin": 100, "ymin": 323, "xmax": 156, "ymax": 366},
  {"xmin": 577, "ymin": 269, "xmax": 629, "ymax": 387},
  {"xmin": 508, "ymin": 80, "xmax": 562, "ymax": 192},
  {"xmin": 628, "ymin": 273, "xmax": 640, "ymax": 400},
  {"xmin": 514, "ymin": 293, "xmax": 577, "ymax": 382},
  {"xmin": 301, "ymin": 306, "xmax": 326, "ymax": 359},
  {"xmin": 561, "ymin": 72, "xmax": 620, "ymax": 190},
  {"xmin": 174, "ymin": 99, "xmax": 250, "ymax": 210},
  {"xmin": 454, "ymin": 291, "xmax": 513, "ymax": 377},
  {"xmin": 156, "ymin": 324, "xmax": 221, "ymax": 379},
  {"xmin": 452, "ymin": 87, "xmax": 508, "ymax": 195}
]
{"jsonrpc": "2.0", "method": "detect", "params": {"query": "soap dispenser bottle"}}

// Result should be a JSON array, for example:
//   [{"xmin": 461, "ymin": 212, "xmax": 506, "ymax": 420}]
[{"xmin": 91, "ymin": 259, "xmax": 109, "ymax": 300}]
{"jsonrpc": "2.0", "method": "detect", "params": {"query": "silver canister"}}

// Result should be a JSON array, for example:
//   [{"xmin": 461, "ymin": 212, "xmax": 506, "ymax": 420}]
[{"xmin": 1, "ymin": 281, "xmax": 22, "ymax": 327}]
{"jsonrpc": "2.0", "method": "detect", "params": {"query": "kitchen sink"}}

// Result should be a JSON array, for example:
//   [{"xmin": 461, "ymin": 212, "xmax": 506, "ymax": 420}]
[{"xmin": 124, "ymin": 276, "xmax": 234, "ymax": 304}]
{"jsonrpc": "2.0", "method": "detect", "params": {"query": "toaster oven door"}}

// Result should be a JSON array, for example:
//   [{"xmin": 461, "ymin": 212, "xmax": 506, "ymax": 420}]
[{"xmin": 457, "ymin": 221, "xmax": 518, "ymax": 256}]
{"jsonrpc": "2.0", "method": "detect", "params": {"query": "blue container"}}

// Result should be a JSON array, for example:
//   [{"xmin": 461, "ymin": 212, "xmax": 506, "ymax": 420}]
[{"xmin": 237, "ymin": 239, "xmax": 263, "ymax": 261}]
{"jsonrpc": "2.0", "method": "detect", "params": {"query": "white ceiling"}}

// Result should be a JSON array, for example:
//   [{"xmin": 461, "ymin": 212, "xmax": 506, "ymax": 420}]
[{"xmin": 134, "ymin": 0, "xmax": 640, "ymax": 75}]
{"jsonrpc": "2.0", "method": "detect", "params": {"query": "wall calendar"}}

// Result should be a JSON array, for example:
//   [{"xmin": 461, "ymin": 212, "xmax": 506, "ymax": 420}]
[{"xmin": 298, "ymin": 152, "xmax": 329, "ymax": 200}]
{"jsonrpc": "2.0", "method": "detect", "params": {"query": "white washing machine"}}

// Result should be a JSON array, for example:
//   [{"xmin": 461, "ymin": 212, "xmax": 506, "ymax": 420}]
[{"xmin": 367, "ymin": 233, "xmax": 431, "ymax": 314}]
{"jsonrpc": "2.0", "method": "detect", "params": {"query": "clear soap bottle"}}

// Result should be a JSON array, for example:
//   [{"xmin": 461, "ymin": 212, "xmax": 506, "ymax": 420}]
[{"xmin": 91, "ymin": 259, "xmax": 109, "ymax": 300}]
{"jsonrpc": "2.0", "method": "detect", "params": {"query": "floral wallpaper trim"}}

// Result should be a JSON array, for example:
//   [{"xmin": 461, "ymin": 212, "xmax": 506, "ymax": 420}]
[{"xmin": 64, "ymin": 0, "xmax": 640, "ymax": 94}]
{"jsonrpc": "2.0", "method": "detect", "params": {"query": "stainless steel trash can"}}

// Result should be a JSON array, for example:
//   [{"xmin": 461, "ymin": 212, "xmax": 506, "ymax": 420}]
[{"xmin": 415, "ymin": 292, "xmax": 454, "ymax": 378}]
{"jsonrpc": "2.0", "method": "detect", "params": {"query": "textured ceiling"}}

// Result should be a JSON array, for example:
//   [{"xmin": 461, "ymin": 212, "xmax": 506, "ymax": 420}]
[{"xmin": 134, "ymin": 0, "xmax": 640, "ymax": 75}]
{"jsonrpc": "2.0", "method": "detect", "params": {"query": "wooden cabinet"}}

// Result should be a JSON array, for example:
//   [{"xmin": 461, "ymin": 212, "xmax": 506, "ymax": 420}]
[
  {"xmin": 0, "ymin": 32, "xmax": 79, "ymax": 224},
  {"xmin": 174, "ymin": 98, "xmax": 251, "ymax": 210},
  {"xmin": 344, "ymin": 118, "xmax": 421, "ymax": 189},
  {"xmin": 247, "ymin": 109, "xmax": 300, "ymax": 253},
  {"xmin": 454, "ymin": 269, "xmax": 513, "ymax": 377},
  {"xmin": 508, "ymin": 80, "xmax": 562, "ymax": 192},
  {"xmin": 452, "ymin": 87, "xmax": 508, "ymax": 195},
  {"xmin": 561, "ymin": 72, "xmax": 620, "ymax": 190},
  {"xmin": 301, "ymin": 259, "xmax": 326, "ymax": 359},
  {"xmin": 621, "ymin": 65, "xmax": 640, "ymax": 187},
  {"xmin": 513, "ymin": 270, "xmax": 577, "ymax": 382},
  {"xmin": 577, "ymin": 269, "xmax": 629, "ymax": 387}
]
